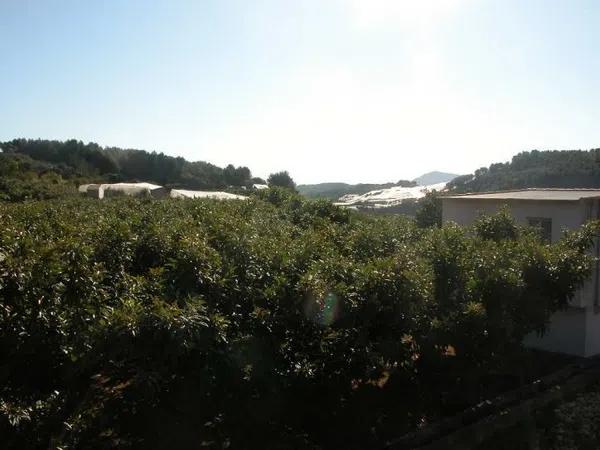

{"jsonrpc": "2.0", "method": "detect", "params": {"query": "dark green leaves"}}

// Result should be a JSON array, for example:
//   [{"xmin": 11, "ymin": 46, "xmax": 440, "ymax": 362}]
[{"xmin": 0, "ymin": 197, "xmax": 596, "ymax": 449}]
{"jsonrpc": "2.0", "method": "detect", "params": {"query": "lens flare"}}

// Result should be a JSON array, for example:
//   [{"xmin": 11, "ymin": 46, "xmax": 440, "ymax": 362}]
[
  {"xmin": 304, "ymin": 291, "xmax": 341, "ymax": 326},
  {"xmin": 320, "ymin": 292, "xmax": 340, "ymax": 326}
]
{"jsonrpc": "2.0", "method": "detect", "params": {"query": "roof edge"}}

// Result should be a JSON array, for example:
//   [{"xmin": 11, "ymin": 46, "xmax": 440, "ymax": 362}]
[
  {"xmin": 442, "ymin": 187, "xmax": 600, "ymax": 197},
  {"xmin": 441, "ymin": 187, "xmax": 600, "ymax": 201}
]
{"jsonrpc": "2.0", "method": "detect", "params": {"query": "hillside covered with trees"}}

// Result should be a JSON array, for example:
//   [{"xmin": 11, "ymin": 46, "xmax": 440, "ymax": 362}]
[
  {"xmin": 1, "ymin": 189, "xmax": 597, "ymax": 449},
  {"xmin": 448, "ymin": 149, "xmax": 600, "ymax": 193},
  {"xmin": 0, "ymin": 139, "xmax": 269, "ymax": 201},
  {"xmin": 297, "ymin": 180, "xmax": 417, "ymax": 200}
]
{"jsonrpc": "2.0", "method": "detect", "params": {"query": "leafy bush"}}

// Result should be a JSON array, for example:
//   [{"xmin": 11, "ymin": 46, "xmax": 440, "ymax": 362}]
[
  {"xmin": 0, "ymin": 195, "xmax": 597, "ymax": 449},
  {"xmin": 545, "ymin": 390, "xmax": 600, "ymax": 450},
  {"xmin": 415, "ymin": 191, "xmax": 442, "ymax": 228}
]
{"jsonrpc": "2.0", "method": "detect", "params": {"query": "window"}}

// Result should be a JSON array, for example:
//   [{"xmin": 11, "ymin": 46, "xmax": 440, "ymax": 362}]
[{"xmin": 527, "ymin": 217, "xmax": 552, "ymax": 243}]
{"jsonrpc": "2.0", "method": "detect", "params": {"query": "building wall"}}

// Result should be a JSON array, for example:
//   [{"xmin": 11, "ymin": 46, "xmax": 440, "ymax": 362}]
[
  {"xmin": 442, "ymin": 198, "xmax": 598, "ymax": 308},
  {"xmin": 441, "ymin": 198, "xmax": 586, "ymax": 243},
  {"xmin": 585, "ymin": 308, "xmax": 600, "ymax": 356},
  {"xmin": 442, "ymin": 197, "xmax": 600, "ymax": 356},
  {"xmin": 523, "ymin": 308, "xmax": 588, "ymax": 356},
  {"xmin": 527, "ymin": 303, "xmax": 600, "ymax": 357}
]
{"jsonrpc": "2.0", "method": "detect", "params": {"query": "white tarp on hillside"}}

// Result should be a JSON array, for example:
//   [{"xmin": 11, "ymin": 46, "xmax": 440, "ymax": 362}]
[{"xmin": 335, "ymin": 182, "xmax": 447, "ymax": 208}]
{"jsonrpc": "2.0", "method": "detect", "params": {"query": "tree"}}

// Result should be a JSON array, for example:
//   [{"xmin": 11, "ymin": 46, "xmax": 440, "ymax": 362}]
[
  {"xmin": 0, "ymin": 198, "xmax": 597, "ymax": 449},
  {"xmin": 267, "ymin": 171, "xmax": 296, "ymax": 190},
  {"xmin": 446, "ymin": 148, "xmax": 600, "ymax": 193},
  {"xmin": 0, "ymin": 138, "xmax": 251, "ymax": 190},
  {"xmin": 251, "ymin": 176, "xmax": 266, "ymax": 185},
  {"xmin": 415, "ymin": 191, "xmax": 442, "ymax": 228},
  {"xmin": 224, "ymin": 164, "xmax": 252, "ymax": 186}
]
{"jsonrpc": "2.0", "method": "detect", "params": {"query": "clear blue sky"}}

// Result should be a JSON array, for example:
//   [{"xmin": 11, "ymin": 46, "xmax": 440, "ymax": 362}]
[{"xmin": 1, "ymin": 0, "xmax": 599, "ymax": 183}]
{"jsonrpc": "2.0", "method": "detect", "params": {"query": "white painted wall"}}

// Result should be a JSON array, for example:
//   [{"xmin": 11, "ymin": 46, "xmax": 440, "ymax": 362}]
[
  {"xmin": 523, "ymin": 308, "xmax": 587, "ymax": 356},
  {"xmin": 442, "ymin": 197, "xmax": 600, "ymax": 356},
  {"xmin": 441, "ymin": 198, "xmax": 585, "ymax": 243}
]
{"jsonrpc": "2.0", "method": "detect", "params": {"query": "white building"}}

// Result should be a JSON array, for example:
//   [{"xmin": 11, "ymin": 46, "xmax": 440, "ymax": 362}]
[{"xmin": 442, "ymin": 189, "xmax": 600, "ymax": 357}]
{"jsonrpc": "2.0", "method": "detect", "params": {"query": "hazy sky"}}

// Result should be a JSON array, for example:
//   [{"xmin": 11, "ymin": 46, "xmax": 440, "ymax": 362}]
[{"xmin": 1, "ymin": 0, "xmax": 599, "ymax": 183}]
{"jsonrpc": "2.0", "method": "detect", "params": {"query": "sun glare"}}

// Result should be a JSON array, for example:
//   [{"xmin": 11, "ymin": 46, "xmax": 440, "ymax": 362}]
[{"xmin": 348, "ymin": 0, "xmax": 468, "ymax": 30}]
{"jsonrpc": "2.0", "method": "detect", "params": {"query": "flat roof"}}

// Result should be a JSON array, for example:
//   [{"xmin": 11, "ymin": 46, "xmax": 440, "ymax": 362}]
[{"xmin": 442, "ymin": 188, "xmax": 600, "ymax": 201}]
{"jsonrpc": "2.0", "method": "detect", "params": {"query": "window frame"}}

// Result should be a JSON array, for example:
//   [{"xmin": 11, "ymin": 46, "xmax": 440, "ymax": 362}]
[{"xmin": 527, "ymin": 216, "xmax": 553, "ymax": 243}]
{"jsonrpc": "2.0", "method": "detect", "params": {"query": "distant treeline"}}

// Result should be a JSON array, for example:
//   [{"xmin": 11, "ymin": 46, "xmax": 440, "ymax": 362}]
[
  {"xmin": 0, "ymin": 138, "xmax": 266, "ymax": 190},
  {"xmin": 448, "ymin": 149, "xmax": 600, "ymax": 193}
]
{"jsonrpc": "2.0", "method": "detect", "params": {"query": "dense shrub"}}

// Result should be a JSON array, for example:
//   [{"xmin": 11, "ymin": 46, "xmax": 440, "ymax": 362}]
[
  {"xmin": 415, "ymin": 191, "xmax": 442, "ymax": 228},
  {"xmin": 0, "ymin": 159, "xmax": 78, "ymax": 202},
  {"xmin": 0, "ymin": 194, "xmax": 597, "ymax": 449},
  {"xmin": 545, "ymin": 390, "xmax": 600, "ymax": 450}
]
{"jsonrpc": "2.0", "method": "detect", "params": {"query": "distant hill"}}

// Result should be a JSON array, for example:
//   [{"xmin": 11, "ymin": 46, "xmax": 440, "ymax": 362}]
[
  {"xmin": 297, "ymin": 180, "xmax": 416, "ymax": 200},
  {"xmin": 414, "ymin": 171, "xmax": 459, "ymax": 186},
  {"xmin": 336, "ymin": 182, "xmax": 447, "ymax": 209},
  {"xmin": 447, "ymin": 149, "xmax": 600, "ymax": 193},
  {"xmin": 0, "ymin": 138, "xmax": 272, "ymax": 202},
  {"xmin": 298, "ymin": 171, "xmax": 458, "ymax": 200}
]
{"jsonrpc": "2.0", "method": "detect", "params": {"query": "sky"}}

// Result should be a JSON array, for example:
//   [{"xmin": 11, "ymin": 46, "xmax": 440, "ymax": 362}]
[{"xmin": 1, "ymin": 0, "xmax": 600, "ymax": 184}]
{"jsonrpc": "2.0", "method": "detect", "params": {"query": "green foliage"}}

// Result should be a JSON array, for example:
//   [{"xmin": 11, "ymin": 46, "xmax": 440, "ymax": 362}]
[
  {"xmin": 0, "ymin": 153, "xmax": 78, "ymax": 201},
  {"xmin": 267, "ymin": 170, "xmax": 296, "ymax": 190},
  {"xmin": 545, "ymin": 389, "xmax": 600, "ymax": 450},
  {"xmin": 1, "ymin": 138, "xmax": 259, "ymax": 191},
  {"xmin": 0, "ymin": 197, "xmax": 596, "ymax": 449},
  {"xmin": 448, "ymin": 148, "xmax": 600, "ymax": 192},
  {"xmin": 223, "ymin": 164, "xmax": 252, "ymax": 187},
  {"xmin": 251, "ymin": 176, "xmax": 267, "ymax": 185},
  {"xmin": 473, "ymin": 207, "xmax": 519, "ymax": 241},
  {"xmin": 415, "ymin": 191, "xmax": 442, "ymax": 228}
]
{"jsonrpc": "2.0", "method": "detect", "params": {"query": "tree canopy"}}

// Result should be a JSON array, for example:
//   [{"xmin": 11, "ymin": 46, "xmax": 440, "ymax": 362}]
[
  {"xmin": 415, "ymin": 191, "xmax": 442, "ymax": 228},
  {"xmin": 0, "ymin": 138, "xmax": 262, "ymax": 191},
  {"xmin": 1, "ymin": 192, "xmax": 597, "ymax": 449},
  {"xmin": 448, "ymin": 149, "xmax": 600, "ymax": 193},
  {"xmin": 267, "ymin": 170, "xmax": 296, "ymax": 190}
]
